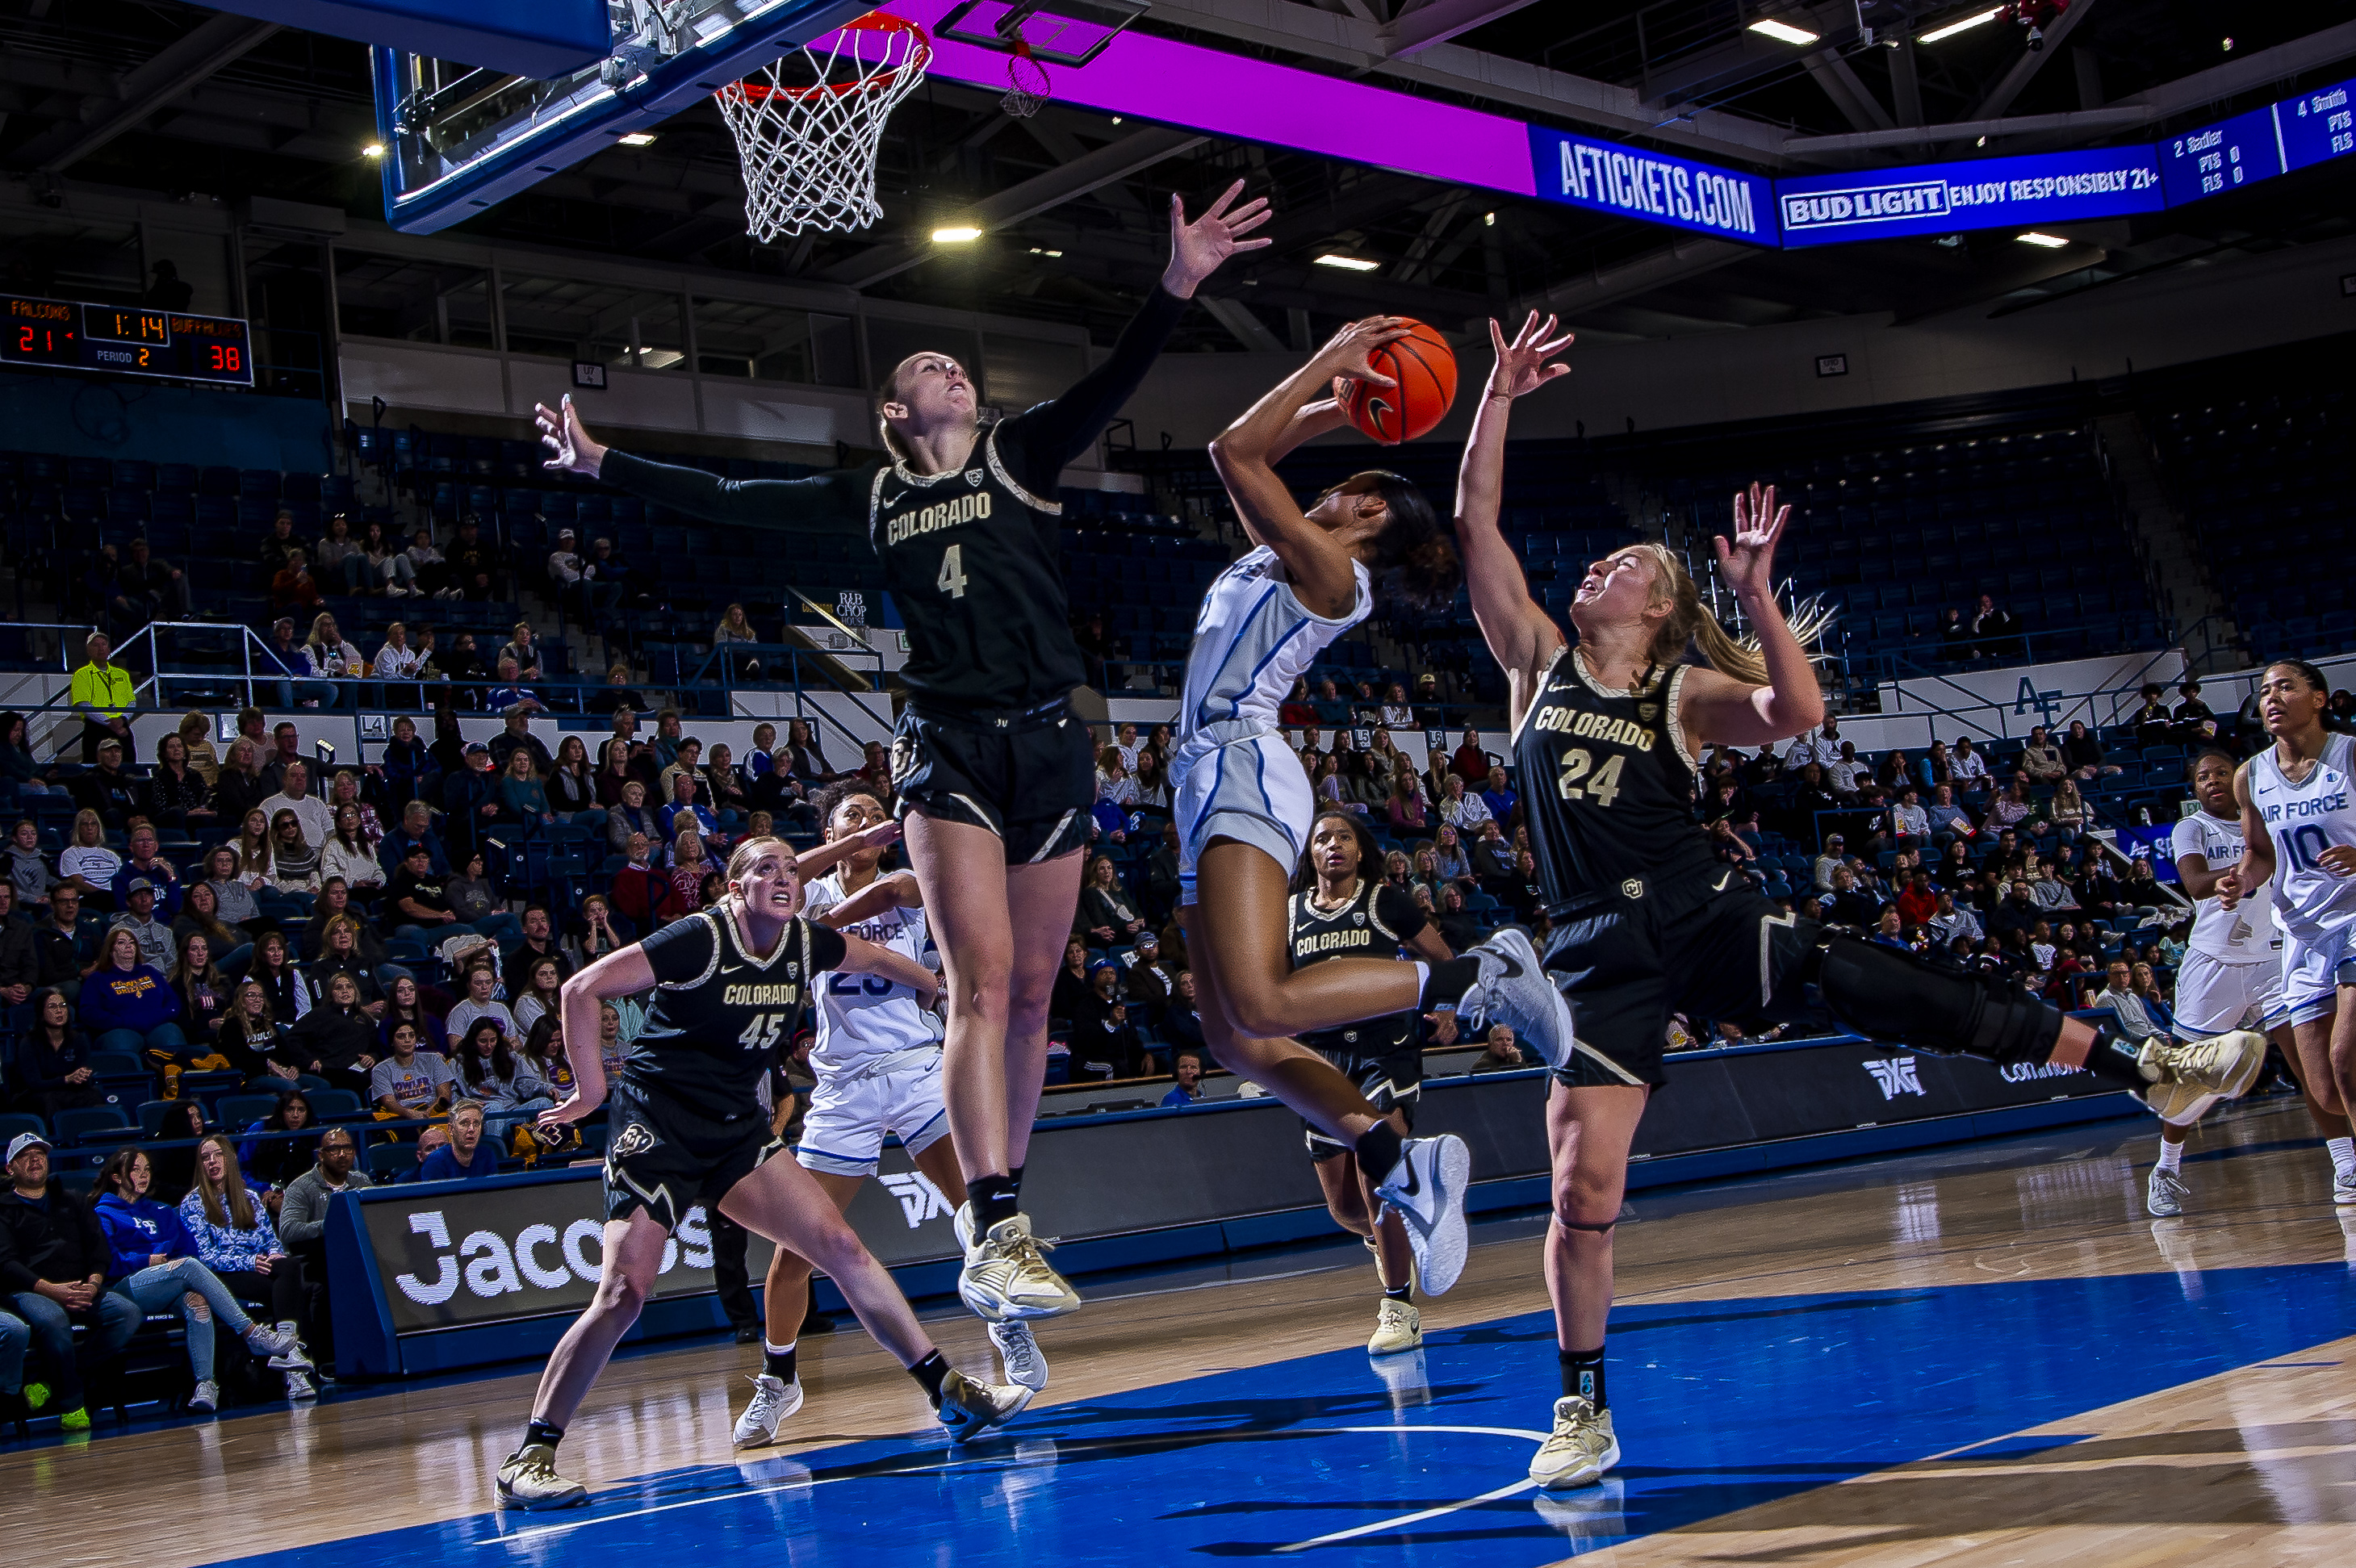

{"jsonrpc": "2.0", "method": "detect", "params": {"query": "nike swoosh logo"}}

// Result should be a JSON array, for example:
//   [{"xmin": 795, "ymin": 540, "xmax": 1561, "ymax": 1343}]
[
  {"xmin": 1396, "ymin": 1158, "xmax": 1421, "ymax": 1200},
  {"xmin": 1491, "ymin": 951, "xmax": 1525, "ymax": 981},
  {"xmin": 1714, "ymin": 872, "xmax": 1732, "ymax": 892}
]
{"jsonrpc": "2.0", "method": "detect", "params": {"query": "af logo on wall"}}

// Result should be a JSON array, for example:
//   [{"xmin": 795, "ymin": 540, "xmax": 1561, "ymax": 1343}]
[{"xmin": 1864, "ymin": 1056, "xmax": 1927, "ymax": 1100}]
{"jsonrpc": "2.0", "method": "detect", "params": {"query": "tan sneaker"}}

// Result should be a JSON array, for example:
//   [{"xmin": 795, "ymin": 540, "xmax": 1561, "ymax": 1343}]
[
  {"xmin": 955, "ymin": 1207, "xmax": 1081, "ymax": 1323},
  {"xmin": 935, "ymin": 1369, "xmax": 1032, "ymax": 1442},
  {"xmin": 1529, "ymin": 1396, "xmax": 1621, "ymax": 1489},
  {"xmin": 1366, "ymin": 1298, "xmax": 1422, "ymax": 1356},
  {"xmin": 496, "ymin": 1443, "xmax": 588, "ymax": 1510},
  {"xmin": 2136, "ymin": 1031, "xmax": 2266, "ymax": 1126}
]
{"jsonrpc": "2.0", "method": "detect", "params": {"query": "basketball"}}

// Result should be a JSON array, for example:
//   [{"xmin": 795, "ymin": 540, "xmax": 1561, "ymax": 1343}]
[{"xmin": 1341, "ymin": 319, "xmax": 1458, "ymax": 445}]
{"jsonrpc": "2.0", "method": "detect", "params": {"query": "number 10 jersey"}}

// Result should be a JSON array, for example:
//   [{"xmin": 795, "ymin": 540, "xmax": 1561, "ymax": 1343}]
[
  {"xmin": 626, "ymin": 906, "xmax": 849, "ymax": 1120},
  {"xmin": 801, "ymin": 872, "xmax": 943, "ymax": 1077},
  {"xmin": 1511, "ymin": 646, "xmax": 1721, "ymax": 913}
]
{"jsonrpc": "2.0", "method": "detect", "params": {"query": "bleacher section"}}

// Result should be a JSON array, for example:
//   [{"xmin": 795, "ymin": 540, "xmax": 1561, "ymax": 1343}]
[{"xmin": 2148, "ymin": 386, "xmax": 2354, "ymax": 663}]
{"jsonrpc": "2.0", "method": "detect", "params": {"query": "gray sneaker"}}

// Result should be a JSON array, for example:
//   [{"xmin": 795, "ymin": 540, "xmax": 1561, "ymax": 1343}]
[
  {"xmin": 187, "ymin": 1379, "xmax": 219, "ymax": 1415},
  {"xmin": 1373, "ymin": 1135, "xmax": 1472, "ymax": 1296},
  {"xmin": 1454, "ymin": 928, "xmax": 1575, "ymax": 1069},
  {"xmin": 2146, "ymin": 1166, "xmax": 2187, "ymax": 1218}
]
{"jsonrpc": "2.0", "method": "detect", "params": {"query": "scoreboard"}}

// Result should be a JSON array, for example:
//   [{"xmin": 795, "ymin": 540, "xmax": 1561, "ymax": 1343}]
[{"xmin": 0, "ymin": 295, "xmax": 254, "ymax": 387}]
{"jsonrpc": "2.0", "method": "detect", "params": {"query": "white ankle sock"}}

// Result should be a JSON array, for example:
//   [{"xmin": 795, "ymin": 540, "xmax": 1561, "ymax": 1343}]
[
  {"xmin": 2326, "ymin": 1136, "xmax": 2354, "ymax": 1177},
  {"xmin": 764, "ymin": 1340, "xmax": 795, "ymax": 1358},
  {"xmin": 2155, "ymin": 1139, "xmax": 2184, "ymax": 1173}
]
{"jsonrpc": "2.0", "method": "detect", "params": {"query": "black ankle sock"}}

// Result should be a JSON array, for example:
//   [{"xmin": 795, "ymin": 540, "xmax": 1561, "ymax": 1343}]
[
  {"xmin": 1417, "ymin": 956, "xmax": 1482, "ymax": 1012},
  {"xmin": 1559, "ymin": 1347, "xmax": 1606, "ymax": 1410},
  {"xmin": 1354, "ymin": 1122, "xmax": 1404, "ymax": 1183},
  {"xmin": 2080, "ymin": 1027, "xmax": 2154, "ymax": 1092},
  {"xmin": 1008, "ymin": 1164, "xmax": 1025, "ymax": 1198},
  {"xmin": 908, "ymin": 1349, "xmax": 950, "ymax": 1404},
  {"xmin": 969, "ymin": 1173, "xmax": 1019, "ymax": 1231},
  {"xmin": 523, "ymin": 1417, "xmax": 565, "ymax": 1452},
  {"xmin": 763, "ymin": 1341, "xmax": 797, "ymax": 1383},
  {"xmin": 1383, "ymin": 1282, "xmax": 1412, "ymax": 1303}
]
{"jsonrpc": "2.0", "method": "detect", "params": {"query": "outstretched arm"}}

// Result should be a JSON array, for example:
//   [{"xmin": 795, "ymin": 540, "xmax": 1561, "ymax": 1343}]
[
  {"xmin": 1458, "ymin": 312, "xmax": 1574, "ymax": 725},
  {"xmin": 1208, "ymin": 316, "xmax": 1410, "ymax": 617},
  {"xmin": 816, "ymin": 870, "xmax": 922, "ymax": 929},
  {"xmin": 791, "ymin": 821, "xmax": 901, "ymax": 884},
  {"xmin": 1681, "ymin": 483, "xmax": 1826, "ymax": 747},
  {"xmin": 537, "ymin": 393, "xmax": 865, "ymax": 529},
  {"xmin": 834, "ymin": 932, "xmax": 939, "ymax": 1007},
  {"xmin": 1007, "ymin": 182, "xmax": 1272, "ymax": 477},
  {"xmin": 539, "ymin": 945, "xmax": 655, "ymax": 1124}
]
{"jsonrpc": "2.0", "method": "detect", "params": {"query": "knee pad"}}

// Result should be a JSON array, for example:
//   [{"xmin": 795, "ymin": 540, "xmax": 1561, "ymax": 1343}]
[{"xmin": 1810, "ymin": 934, "xmax": 2061, "ymax": 1065}]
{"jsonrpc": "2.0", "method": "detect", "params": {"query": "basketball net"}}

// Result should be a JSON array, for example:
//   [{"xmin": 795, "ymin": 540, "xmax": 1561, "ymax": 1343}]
[
  {"xmin": 1002, "ymin": 38, "xmax": 1051, "ymax": 119},
  {"xmin": 715, "ymin": 12, "xmax": 931, "ymax": 240}
]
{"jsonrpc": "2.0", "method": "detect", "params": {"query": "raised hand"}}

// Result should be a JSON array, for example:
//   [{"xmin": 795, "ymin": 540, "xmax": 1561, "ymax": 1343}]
[
  {"xmin": 1485, "ymin": 311, "xmax": 1575, "ymax": 401},
  {"xmin": 1714, "ymin": 481, "xmax": 1789, "ymax": 603},
  {"xmin": 534, "ymin": 394, "xmax": 607, "ymax": 479},
  {"xmin": 1163, "ymin": 179, "xmax": 1272, "ymax": 299},
  {"xmin": 1312, "ymin": 316, "xmax": 1414, "ymax": 387}
]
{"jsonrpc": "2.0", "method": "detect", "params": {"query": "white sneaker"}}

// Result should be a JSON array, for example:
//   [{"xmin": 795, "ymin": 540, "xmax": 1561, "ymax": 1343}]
[
  {"xmin": 935, "ymin": 1368, "xmax": 1032, "ymax": 1442},
  {"xmin": 188, "ymin": 1380, "xmax": 220, "ymax": 1415},
  {"xmin": 2333, "ymin": 1168, "xmax": 2356, "ymax": 1206},
  {"xmin": 496, "ymin": 1443, "xmax": 588, "ymax": 1510},
  {"xmin": 283, "ymin": 1368, "xmax": 317, "ymax": 1401},
  {"xmin": 254, "ymin": 1320, "xmax": 312, "ymax": 1369},
  {"xmin": 2146, "ymin": 1166, "xmax": 2187, "ymax": 1218},
  {"xmin": 1454, "ymin": 929, "xmax": 1575, "ymax": 1068},
  {"xmin": 732, "ymin": 1372, "xmax": 805, "ymax": 1449},
  {"xmin": 1372, "ymin": 1135, "xmax": 1473, "ymax": 1296},
  {"xmin": 956, "ymin": 1207, "xmax": 1081, "ymax": 1323},
  {"xmin": 1529, "ymin": 1395, "xmax": 1620, "ymax": 1489},
  {"xmin": 990, "ymin": 1320, "xmax": 1050, "ymax": 1391},
  {"xmin": 1366, "ymin": 1297, "xmax": 1422, "ymax": 1356}
]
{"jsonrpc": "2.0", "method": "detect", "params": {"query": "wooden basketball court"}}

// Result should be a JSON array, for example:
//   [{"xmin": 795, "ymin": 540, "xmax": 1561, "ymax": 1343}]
[{"xmin": 16, "ymin": 1097, "xmax": 2351, "ymax": 1567}]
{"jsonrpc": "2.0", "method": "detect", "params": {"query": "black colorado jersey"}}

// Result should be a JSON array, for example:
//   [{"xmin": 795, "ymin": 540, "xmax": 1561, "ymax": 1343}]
[
  {"xmin": 1512, "ymin": 646, "xmax": 1722, "ymax": 913},
  {"xmin": 623, "ymin": 908, "xmax": 848, "ymax": 1120},
  {"xmin": 1287, "ymin": 878, "xmax": 1427, "ymax": 1053},
  {"xmin": 597, "ymin": 286, "xmax": 1189, "ymax": 713}
]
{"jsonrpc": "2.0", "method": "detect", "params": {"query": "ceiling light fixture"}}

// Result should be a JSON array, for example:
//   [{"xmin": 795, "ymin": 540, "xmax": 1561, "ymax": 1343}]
[
  {"xmin": 2015, "ymin": 232, "xmax": 2069, "ymax": 248},
  {"xmin": 1746, "ymin": 19, "xmax": 1820, "ymax": 45},
  {"xmin": 1314, "ymin": 253, "xmax": 1379, "ymax": 271},
  {"xmin": 617, "ymin": 132, "xmax": 657, "ymax": 147},
  {"xmin": 933, "ymin": 225, "xmax": 982, "ymax": 243},
  {"xmin": 361, "ymin": 142, "xmax": 385, "ymax": 157},
  {"xmin": 1919, "ymin": 6, "xmax": 2002, "ymax": 43},
  {"xmin": 1483, "ymin": 211, "xmax": 1496, "ymax": 226},
  {"xmin": 1028, "ymin": 247, "xmax": 1064, "ymax": 257}
]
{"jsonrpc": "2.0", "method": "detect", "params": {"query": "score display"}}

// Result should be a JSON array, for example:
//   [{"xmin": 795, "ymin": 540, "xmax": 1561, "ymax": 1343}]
[{"xmin": 0, "ymin": 295, "xmax": 253, "ymax": 387}]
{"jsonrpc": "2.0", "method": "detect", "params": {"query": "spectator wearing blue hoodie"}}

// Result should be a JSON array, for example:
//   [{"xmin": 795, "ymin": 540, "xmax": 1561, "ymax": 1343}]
[
  {"xmin": 75, "ymin": 926, "xmax": 187, "ymax": 1063},
  {"xmin": 91, "ymin": 1147, "xmax": 308, "ymax": 1411},
  {"xmin": 417, "ymin": 1100, "xmax": 502, "ymax": 1182}
]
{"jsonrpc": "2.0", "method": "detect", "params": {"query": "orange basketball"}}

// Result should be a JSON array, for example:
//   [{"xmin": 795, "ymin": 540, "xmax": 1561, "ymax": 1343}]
[{"xmin": 1341, "ymin": 320, "xmax": 1458, "ymax": 445}]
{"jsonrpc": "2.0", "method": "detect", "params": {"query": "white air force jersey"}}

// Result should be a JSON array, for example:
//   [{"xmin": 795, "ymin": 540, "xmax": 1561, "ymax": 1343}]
[
  {"xmin": 2170, "ymin": 809, "xmax": 2276, "ymax": 962},
  {"xmin": 2249, "ymin": 733, "xmax": 2356, "ymax": 940},
  {"xmin": 800, "ymin": 872, "xmax": 943, "ymax": 1076},
  {"xmin": 1178, "ymin": 546, "xmax": 1371, "ymax": 744}
]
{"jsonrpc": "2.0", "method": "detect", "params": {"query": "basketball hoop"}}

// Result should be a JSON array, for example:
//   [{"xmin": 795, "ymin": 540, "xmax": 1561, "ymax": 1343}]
[
  {"xmin": 715, "ymin": 12, "xmax": 931, "ymax": 241},
  {"xmin": 1002, "ymin": 39, "xmax": 1051, "ymax": 118}
]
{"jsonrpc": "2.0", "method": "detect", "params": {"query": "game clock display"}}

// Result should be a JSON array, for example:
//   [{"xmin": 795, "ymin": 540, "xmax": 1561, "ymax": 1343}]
[{"xmin": 0, "ymin": 295, "xmax": 254, "ymax": 387}]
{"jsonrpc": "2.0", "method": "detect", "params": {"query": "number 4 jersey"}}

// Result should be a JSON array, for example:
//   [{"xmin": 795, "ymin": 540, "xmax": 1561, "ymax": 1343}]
[
  {"xmin": 1510, "ymin": 646, "xmax": 1721, "ymax": 910},
  {"xmin": 801, "ymin": 872, "xmax": 943, "ymax": 1076},
  {"xmin": 625, "ymin": 906, "xmax": 849, "ymax": 1119}
]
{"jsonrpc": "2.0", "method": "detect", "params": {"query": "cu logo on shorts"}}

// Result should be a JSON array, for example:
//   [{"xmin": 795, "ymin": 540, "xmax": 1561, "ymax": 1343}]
[
  {"xmin": 1622, "ymin": 879, "xmax": 1644, "ymax": 899},
  {"xmin": 890, "ymin": 735, "xmax": 915, "ymax": 784}
]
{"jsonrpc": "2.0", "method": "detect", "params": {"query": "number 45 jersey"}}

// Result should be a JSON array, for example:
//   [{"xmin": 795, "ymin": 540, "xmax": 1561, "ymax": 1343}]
[
  {"xmin": 801, "ymin": 872, "xmax": 944, "ymax": 1076},
  {"xmin": 1511, "ymin": 647, "xmax": 1722, "ymax": 912},
  {"xmin": 626, "ymin": 907, "xmax": 848, "ymax": 1119}
]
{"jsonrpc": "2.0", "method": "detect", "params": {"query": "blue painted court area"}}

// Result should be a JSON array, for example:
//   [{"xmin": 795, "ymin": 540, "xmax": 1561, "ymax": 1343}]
[{"xmin": 211, "ymin": 1263, "xmax": 2355, "ymax": 1567}]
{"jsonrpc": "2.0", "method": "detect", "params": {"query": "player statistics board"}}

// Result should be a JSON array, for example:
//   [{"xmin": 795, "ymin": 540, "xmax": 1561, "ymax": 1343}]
[{"xmin": 0, "ymin": 295, "xmax": 255, "ymax": 387}]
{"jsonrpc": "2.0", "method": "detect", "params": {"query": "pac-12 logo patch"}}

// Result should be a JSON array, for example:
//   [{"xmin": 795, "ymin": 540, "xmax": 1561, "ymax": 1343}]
[
  {"xmin": 1638, "ymin": 703, "xmax": 1659, "ymax": 721},
  {"xmin": 965, "ymin": 469, "xmax": 985, "ymax": 487},
  {"xmin": 609, "ymin": 1122, "xmax": 661, "ymax": 1161}
]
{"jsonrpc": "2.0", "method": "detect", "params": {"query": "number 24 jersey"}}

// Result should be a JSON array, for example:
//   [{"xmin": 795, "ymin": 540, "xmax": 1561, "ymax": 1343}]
[{"xmin": 625, "ymin": 908, "xmax": 849, "ymax": 1120}]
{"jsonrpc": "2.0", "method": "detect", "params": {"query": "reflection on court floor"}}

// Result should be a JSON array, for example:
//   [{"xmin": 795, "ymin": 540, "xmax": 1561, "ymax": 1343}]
[{"xmin": 197, "ymin": 1259, "xmax": 2356, "ymax": 1567}]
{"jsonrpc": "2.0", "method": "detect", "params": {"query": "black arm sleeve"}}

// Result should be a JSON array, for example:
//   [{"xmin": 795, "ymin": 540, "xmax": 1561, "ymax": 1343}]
[
  {"xmin": 599, "ymin": 451, "xmax": 873, "ymax": 533},
  {"xmin": 998, "ymin": 285, "xmax": 1191, "ymax": 483},
  {"xmin": 1373, "ymin": 885, "xmax": 1429, "ymax": 945},
  {"xmin": 805, "ymin": 921, "xmax": 848, "ymax": 973}
]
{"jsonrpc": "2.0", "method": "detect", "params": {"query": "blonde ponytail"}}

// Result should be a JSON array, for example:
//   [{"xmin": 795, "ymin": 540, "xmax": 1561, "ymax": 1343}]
[{"xmin": 1626, "ymin": 542, "xmax": 1832, "ymax": 687}]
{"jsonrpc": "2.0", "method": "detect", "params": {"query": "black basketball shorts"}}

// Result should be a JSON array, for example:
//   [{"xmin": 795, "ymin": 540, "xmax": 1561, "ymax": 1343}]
[
  {"xmin": 890, "ymin": 698, "xmax": 1095, "ymax": 865},
  {"xmin": 1302, "ymin": 1027, "xmax": 1423, "ymax": 1161},
  {"xmin": 602, "ymin": 1078, "xmax": 772, "ymax": 1232},
  {"xmin": 1542, "ymin": 879, "xmax": 1821, "ymax": 1090}
]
